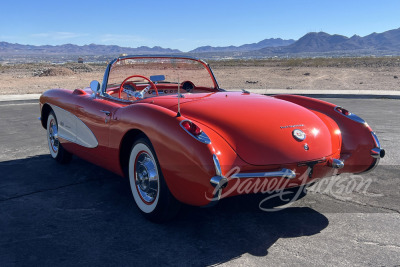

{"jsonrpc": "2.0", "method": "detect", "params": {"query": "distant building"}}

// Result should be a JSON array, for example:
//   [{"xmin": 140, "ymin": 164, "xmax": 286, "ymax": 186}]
[
  {"xmin": 119, "ymin": 54, "xmax": 128, "ymax": 65},
  {"xmin": 78, "ymin": 57, "xmax": 84, "ymax": 63}
]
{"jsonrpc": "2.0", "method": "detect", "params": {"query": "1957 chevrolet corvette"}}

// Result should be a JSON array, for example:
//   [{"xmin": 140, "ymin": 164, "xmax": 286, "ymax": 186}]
[{"xmin": 39, "ymin": 55, "xmax": 385, "ymax": 222}]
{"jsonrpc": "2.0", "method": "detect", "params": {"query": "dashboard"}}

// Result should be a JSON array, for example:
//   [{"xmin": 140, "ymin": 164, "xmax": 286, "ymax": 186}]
[
  {"xmin": 108, "ymin": 80, "xmax": 215, "ymax": 100},
  {"xmin": 147, "ymin": 81, "xmax": 195, "ymax": 95}
]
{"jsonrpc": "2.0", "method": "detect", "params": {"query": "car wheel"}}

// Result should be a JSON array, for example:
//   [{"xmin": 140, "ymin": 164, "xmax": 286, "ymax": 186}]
[
  {"xmin": 128, "ymin": 137, "xmax": 181, "ymax": 222},
  {"xmin": 47, "ymin": 111, "xmax": 72, "ymax": 164}
]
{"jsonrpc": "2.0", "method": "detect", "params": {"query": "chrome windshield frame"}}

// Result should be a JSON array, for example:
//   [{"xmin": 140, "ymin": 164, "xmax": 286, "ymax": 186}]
[{"xmin": 100, "ymin": 55, "xmax": 221, "ymax": 97}]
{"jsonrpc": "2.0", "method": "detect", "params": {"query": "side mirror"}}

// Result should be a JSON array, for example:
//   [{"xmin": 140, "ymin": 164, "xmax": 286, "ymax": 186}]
[{"xmin": 90, "ymin": 80, "xmax": 100, "ymax": 94}]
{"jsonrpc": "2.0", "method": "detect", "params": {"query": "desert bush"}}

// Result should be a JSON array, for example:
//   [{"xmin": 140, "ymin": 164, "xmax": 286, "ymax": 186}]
[
  {"xmin": 64, "ymin": 63, "xmax": 93, "ymax": 73},
  {"xmin": 209, "ymin": 57, "xmax": 400, "ymax": 68},
  {"xmin": 35, "ymin": 67, "xmax": 74, "ymax": 77}
]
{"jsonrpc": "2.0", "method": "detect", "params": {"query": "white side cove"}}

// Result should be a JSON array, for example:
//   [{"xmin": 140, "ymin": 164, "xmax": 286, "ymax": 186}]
[{"xmin": 50, "ymin": 104, "xmax": 98, "ymax": 148}]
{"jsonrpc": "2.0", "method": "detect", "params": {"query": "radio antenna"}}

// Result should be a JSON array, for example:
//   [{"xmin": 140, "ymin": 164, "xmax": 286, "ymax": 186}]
[
  {"xmin": 176, "ymin": 71, "xmax": 181, "ymax": 117},
  {"xmin": 171, "ymin": 58, "xmax": 181, "ymax": 117}
]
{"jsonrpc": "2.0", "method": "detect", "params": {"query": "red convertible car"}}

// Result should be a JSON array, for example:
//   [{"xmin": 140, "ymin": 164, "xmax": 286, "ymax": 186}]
[{"xmin": 39, "ymin": 55, "xmax": 385, "ymax": 222}]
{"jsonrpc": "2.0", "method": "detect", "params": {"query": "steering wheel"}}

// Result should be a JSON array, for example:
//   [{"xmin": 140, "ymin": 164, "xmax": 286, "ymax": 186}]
[
  {"xmin": 122, "ymin": 83, "xmax": 138, "ymax": 92},
  {"xmin": 118, "ymin": 75, "xmax": 159, "ymax": 99}
]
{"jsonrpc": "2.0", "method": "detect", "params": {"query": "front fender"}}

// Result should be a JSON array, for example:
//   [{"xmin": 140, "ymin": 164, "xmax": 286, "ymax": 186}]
[{"xmin": 39, "ymin": 89, "xmax": 79, "ymax": 128}]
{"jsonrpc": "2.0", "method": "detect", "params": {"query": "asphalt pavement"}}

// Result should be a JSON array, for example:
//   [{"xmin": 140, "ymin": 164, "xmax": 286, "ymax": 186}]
[{"xmin": 0, "ymin": 98, "xmax": 399, "ymax": 266}]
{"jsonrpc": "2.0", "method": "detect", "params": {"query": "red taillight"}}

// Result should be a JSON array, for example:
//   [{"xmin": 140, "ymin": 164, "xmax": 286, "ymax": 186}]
[
  {"xmin": 181, "ymin": 120, "xmax": 202, "ymax": 136},
  {"xmin": 336, "ymin": 107, "xmax": 350, "ymax": 116}
]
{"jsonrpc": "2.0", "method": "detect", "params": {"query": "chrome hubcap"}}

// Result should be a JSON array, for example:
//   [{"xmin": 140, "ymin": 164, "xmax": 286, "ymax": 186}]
[
  {"xmin": 135, "ymin": 152, "xmax": 159, "ymax": 203},
  {"xmin": 49, "ymin": 119, "xmax": 59, "ymax": 153}
]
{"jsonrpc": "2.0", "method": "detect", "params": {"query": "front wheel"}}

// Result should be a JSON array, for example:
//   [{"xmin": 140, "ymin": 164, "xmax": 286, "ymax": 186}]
[
  {"xmin": 128, "ymin": 137, "xmax": 180, "ymax": 223},
  {"xmin": 46, "ymin": 111, "xmax": 72, "ymax": 164}
]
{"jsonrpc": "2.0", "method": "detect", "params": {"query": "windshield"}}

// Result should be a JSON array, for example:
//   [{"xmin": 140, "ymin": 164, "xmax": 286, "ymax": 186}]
[{"xmin": 106, "ymin": 57, "xmax": 217, "ymax": 91}]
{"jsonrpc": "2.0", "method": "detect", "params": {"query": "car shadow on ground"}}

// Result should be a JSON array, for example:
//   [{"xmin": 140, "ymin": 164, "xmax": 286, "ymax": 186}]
[{"xmin": 0, "ymin": 155, "xmax": 329, "ymax": 266}]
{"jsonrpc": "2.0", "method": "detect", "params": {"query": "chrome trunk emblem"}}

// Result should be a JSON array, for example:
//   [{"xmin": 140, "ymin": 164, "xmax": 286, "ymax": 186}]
[{"xmin": 292, "ymin": 129, "xmax": 306, "ymax": 141}]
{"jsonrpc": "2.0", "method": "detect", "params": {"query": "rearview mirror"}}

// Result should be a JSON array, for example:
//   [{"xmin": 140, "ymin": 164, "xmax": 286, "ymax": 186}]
[
  {"xmin": 90, "ymin": 80, "xmax": 100, "ymax": 93},
  {"xmin": 150, "ymin": 75, "xmax": 165, "ymax": 83}
]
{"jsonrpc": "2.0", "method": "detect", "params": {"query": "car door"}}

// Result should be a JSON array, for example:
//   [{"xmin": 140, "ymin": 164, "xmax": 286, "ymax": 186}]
[{"xmin": 74, "ymin": 95, "xmax": 119, "ymax": 167}]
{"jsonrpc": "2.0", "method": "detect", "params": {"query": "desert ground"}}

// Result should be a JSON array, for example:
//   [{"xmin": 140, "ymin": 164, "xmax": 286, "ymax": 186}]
[{"xmin": 0, "ymin": 57, "xmax": 400, "ymax": 95}]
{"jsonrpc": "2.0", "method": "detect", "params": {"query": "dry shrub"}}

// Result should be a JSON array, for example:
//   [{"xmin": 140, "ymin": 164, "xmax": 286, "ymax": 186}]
[
  {"xmin": 38, "ymin": 67, "xmax": 74, "ymax": 77},
  {"xmin": 64, "ymin": 63, "xmax": 93, "ymax": 73}
]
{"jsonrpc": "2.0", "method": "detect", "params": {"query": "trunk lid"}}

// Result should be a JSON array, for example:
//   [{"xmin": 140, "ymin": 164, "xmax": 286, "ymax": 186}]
[{"xmin": 146, "ymin": 92, "xmax": 334, "ymax": 165}]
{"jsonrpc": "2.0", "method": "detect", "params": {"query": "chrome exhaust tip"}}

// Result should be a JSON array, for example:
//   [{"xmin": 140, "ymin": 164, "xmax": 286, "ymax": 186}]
[
  {"xmin": 371, "ymin": 148, "xmax": 385, "ymax": 159},
  {"xmin": 331, "ymin": 159, "xmax": 344, "ymax": 169}
]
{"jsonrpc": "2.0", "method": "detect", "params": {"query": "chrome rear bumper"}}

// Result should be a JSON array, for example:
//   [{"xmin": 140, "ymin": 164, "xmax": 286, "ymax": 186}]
[
  {"xmin": 231, "ymin": 168, "xmax": 296, "ymax": 179},
  {"xmin": 209, "ymin": 168, "xmax": 296, "ymax": 189},
  {"xmin": 371, "ymin": 148, "xmax": 385, "ymax": 159},
  {"xmin": 210, "ymin": 176, "xmax": 228, "ymax": 189},
  {"xmin": 206, "ymin": 168, "xmax": 296, "ymax": 207},
  {"xmin": 206, "ymin": 165, "xmax": 297, "ymax": 207},
  {"xmin": 363, "ymin": 132, "xmax": 385, "ymax": 174},
  {"xmin": 370, "ymin": 132, "xmax": 385, "ymax": 159}
]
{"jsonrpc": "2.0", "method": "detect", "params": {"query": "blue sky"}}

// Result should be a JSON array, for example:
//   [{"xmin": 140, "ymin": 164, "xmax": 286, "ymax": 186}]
[{"xmin": 1, "ymin": 0, "xmax": 399, "ymax": 51}]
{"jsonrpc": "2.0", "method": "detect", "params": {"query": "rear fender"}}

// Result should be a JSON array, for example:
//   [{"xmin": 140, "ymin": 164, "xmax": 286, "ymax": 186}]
[
  {"xmin": 113, "ymin": 103, "xmax": 235, "ymax": 206},
  {"xmin": 273, "ymin": 95, "xmax": 379, "ymax": 173}
]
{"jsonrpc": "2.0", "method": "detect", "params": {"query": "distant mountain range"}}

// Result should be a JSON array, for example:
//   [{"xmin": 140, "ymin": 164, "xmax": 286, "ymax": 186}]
[
  {"xmin": 1, "ymin": 27, "xmax": 400, "ymax": 61},
  {"xmin": 258, "ymin": 27, "xmax": 400, "ymax": 54},
  {"xmin": 0, "ymin": 42, "xmax": 181, "ymax": 55},
  {"xmin": 0, "ymin": 38, "xmax": 295, "ymax": 56},
  {"xmin": 189, "ymin": 38, "xmax": 295, "ymax": 53}
]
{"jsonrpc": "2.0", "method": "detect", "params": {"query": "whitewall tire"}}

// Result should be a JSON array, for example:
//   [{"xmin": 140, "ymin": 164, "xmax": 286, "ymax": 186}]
[
  {"xmin": 46, "ymin": 111, "xmax": 72, "ymax": 164},
  {"xmin": 128, "ymin": 137, "xmax": 180, "ymax": 222}
]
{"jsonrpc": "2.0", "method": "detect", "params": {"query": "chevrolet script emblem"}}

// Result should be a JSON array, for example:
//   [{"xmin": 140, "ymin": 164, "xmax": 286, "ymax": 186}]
[{"xmin": 292, "ymin": 129, "xmax": 306, "ymax": 141}]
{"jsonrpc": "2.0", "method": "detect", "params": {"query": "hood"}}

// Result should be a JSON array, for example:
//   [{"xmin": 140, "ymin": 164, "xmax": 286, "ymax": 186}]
[{"xmin": 147, "ymin": 92, "xmax": 336, "ymax": 165}]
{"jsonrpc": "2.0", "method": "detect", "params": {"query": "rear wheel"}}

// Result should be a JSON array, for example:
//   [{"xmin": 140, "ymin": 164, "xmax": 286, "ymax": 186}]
[
  {"xmin": 128, "ymin": 137, "xmax": 180, "ymax": 222},
  {"xmin": 46, "ymin": 111, "xmax": 72, "ymax": 164}
]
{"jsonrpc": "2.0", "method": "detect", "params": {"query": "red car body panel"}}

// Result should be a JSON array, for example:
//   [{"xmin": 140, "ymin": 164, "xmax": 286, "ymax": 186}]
[
  {"xmin": 161, "ymin": 92, "xmax": 339, "ymax": 165},
  {"xmin": 39, "ymin": 56, "xmax": 383, "ymax": 207},
  {"xmin": 273, "ymin": 94, "xmax": 377, "ymax": 174}
]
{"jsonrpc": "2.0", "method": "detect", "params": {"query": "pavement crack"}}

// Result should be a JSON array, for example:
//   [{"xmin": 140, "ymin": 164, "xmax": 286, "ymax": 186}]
[
  {"xmin": 317, "ymin": 192, "xmax": 400, "ymax": 214},
  {"xmin": 0, "ymin": 179, "xmax": 99, "ymax": 203},
  {"xmin": 355, "ymin": 239, "xmax": 400, "ymax": 250}
]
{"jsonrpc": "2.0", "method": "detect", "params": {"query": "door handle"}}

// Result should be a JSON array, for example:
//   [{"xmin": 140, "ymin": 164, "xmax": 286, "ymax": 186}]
[{"xmin": 100, "ymin": 110, "xmax": 111, "ymax": 116}]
